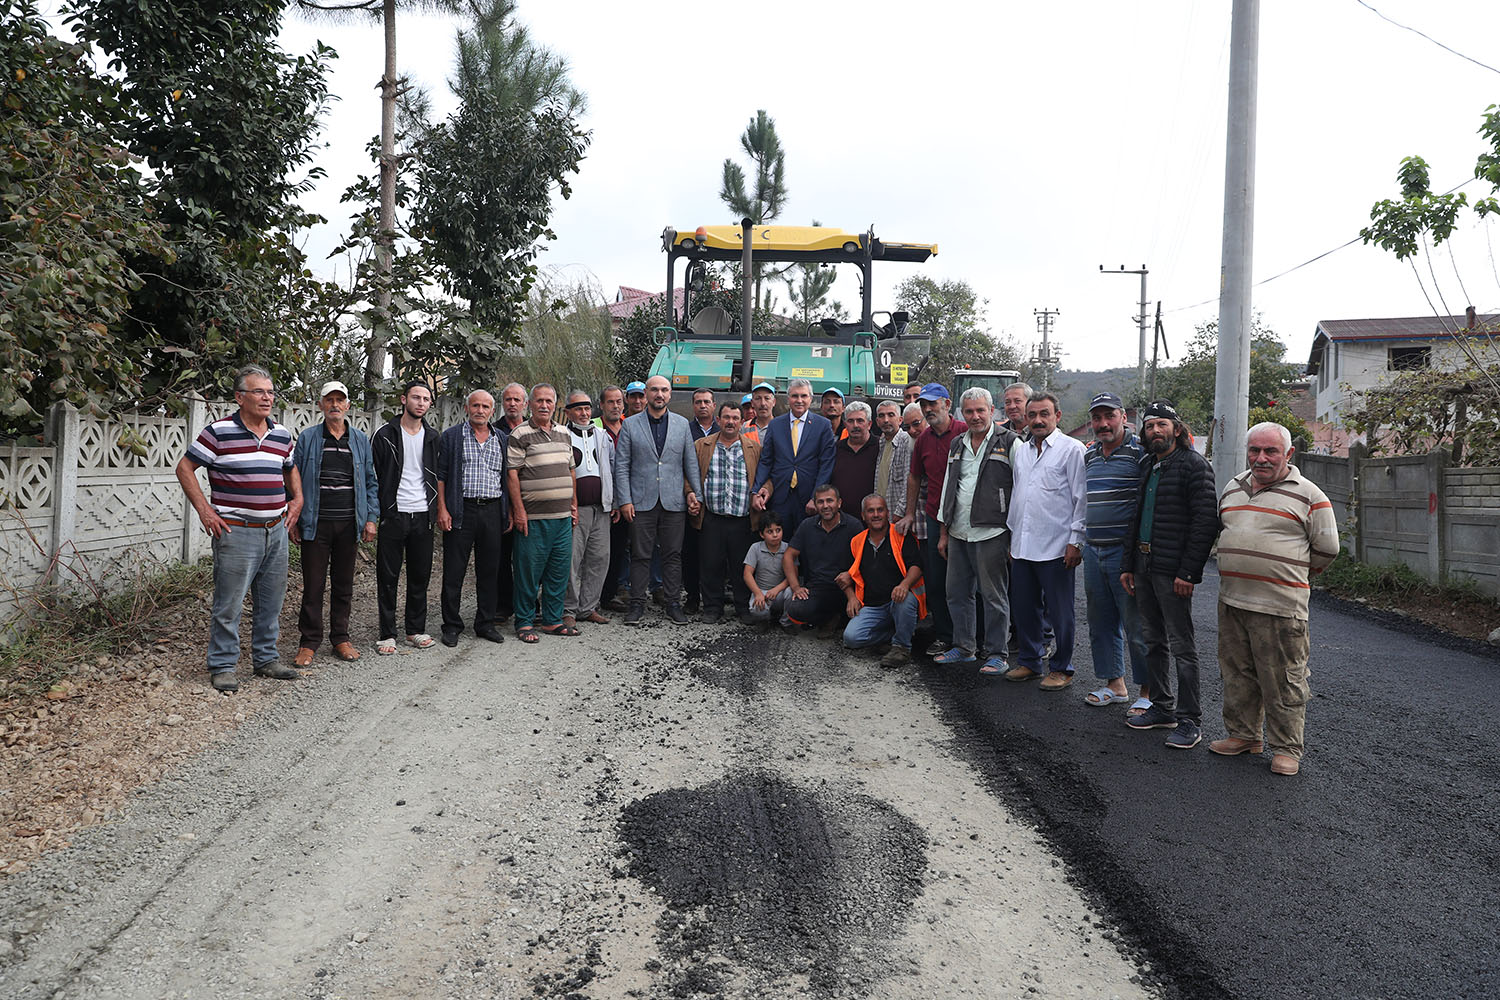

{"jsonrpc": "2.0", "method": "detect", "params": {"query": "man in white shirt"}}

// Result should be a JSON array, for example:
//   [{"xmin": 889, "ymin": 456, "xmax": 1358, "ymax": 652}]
[
  {"xmin": 372, "ymin": 380, "xmax": 439, "ymax": 655},
  {"xmin": 1004, "ymin": 391, "xmax": 1087, "ymax": 690}
]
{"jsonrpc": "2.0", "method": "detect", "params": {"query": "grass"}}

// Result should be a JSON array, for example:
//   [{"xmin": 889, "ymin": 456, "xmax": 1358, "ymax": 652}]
[
  {"xmin": 1316, "ymin": 554, "xmax": 1433, "ymax": 598},
  {"xmin": 0, "ymin": 558, "xmax": 214, "ymax": 701}
]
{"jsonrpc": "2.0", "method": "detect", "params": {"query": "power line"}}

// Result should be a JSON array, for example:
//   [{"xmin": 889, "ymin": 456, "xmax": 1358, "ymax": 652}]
[{"xmin": 1354, "ymin": 0, "xmax": 1500, "ymax": 76}]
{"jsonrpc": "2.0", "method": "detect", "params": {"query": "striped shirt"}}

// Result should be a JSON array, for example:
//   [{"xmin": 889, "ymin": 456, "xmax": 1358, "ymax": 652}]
[
  {"xmin": 460, "ymin": 422, "xmax": 506, "ymax": 499},
  {"xmin": 1217, "ymin": 465, "xmax": 1340, "ymax": 621},
  {"xmin": 704, "ymin": 438, "xmax": 750, "ymax": 517},
  {"xmin": 186, "ymin": 413, "xmax": 295, "ymax": 519},
  {"xmin": 1084, "ymin": 433, "xmax": 1145, "ymax": 546},
  {"xmin": 318, "ymin": 425, "xmax": 356, "ymax": 521},
  {"xmin": 507, "ymin": 419, "xmax": 575, "ymax": 520}
]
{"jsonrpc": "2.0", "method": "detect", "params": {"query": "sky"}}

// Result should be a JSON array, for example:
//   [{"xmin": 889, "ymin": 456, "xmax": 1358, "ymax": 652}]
[{"xmin": 272, "ymin": 0, "xmax": 1500, "ymax": 375}]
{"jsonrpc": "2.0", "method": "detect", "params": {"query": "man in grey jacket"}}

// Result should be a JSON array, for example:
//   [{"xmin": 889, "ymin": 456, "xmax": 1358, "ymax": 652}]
[
  {"xmin": 613, "ymin": 375, "xmax": 701, "ymax": 625},
  {"xmin": 936, "ymin": 387, "xmax": 1019, "ymax": 672}
]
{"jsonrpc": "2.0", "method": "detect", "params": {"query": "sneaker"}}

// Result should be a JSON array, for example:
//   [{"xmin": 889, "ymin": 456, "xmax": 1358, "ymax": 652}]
[
  {"xmin": 624, "ymin": 604, "xmax": 645, "ymax": 626},
  {"xmin": 923, "ymin": 638, "xmax": 950, "ymax": 657},
  {"xmin": 879, "ymin": 645, "xmax": 911, "ymax": 668},
  {"xmin": 665, "ymin": 605, "xmax": 689, "ymax": 625},
  {"xmin": 209, "ymin": 671, "xmax": 239, "ymax": 693},
  {"xmin": 1125, "ymin": 706, "xmax": 1179, "ymax": 730},
  {"xmin": 1165, "ymin": 720, "xmax": 1201, "ymax": 749}
]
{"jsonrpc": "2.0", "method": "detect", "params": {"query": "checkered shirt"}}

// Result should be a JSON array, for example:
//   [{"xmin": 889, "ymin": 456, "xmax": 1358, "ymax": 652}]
[
  {"xmin": 460, "ymin": 421, "xmax": 506, "ymax": 499},
  {"xmin": 704, "ymin": 438, "xmax": 750, "ymax": 517}
]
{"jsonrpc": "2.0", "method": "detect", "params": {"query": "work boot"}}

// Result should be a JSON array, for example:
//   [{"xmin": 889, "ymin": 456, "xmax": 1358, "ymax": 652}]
[
  {"xmin": 879, "ymin": 645, "xmax": 910, "ymax": 669},
  {"xmin": 1209, "ymin": 736, "xmax": 1265, "ymax": 756}
]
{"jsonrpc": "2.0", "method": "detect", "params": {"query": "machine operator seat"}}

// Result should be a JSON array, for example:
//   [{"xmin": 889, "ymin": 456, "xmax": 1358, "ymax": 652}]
[{"xmin": 687, "ymin": 305, "xmax": 733, "ymax": 337}]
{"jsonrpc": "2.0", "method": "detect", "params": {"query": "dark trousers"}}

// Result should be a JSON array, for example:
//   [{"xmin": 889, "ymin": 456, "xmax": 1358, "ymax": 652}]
[
  {"xmin": 1011, "ymin": 556, "xmax": 1076, "ymax": 674},
  {"xmin": 441, "ymin": 500, "xmax": 504, "ymax": 635},
  {"xmin": 299, "ymin": 517, "xmax": 357, "ymax": 649},
  {"xmin": 682, "ymin": 521, "xmax": 702, "ymax": 608},
  {"xmin": 784, "ymin": 582, "xmax": 844, "ymax": 627},
  {"xmin": 699, "ymin": 512, "xmax": 753, "ymax": 614},
  {"xmin": 603, "ymin": 516, "xmax": 631, "ymax": 603},
  {"xmin": 923, "ymin": 513, "xmax": 953, "ymax": 644},
  {"xmin": 495, "ymin": 528, "xmax": 516, "ymax": 621},
  {"xmin": 376, "ymin": 512, "xmax": 433, "ymax": 639},
  {"xmin": 1136, "ymin": 570, "xmax": 1201, "ymax": 723},
  {"xmin": 630, "ymin": 505, "xmax": 684, "ymax": 609}
]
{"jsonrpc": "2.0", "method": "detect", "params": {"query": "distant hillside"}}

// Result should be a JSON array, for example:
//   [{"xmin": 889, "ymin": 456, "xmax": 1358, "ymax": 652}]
[{"xmin": 1037, "ymin": 367, "xmax": 1141, "ymax": 421}]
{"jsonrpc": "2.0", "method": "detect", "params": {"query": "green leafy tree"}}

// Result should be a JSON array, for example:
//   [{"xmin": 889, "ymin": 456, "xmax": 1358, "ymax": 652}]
[
  {"xmin": 501, "ymin": 279, "xmax": 615, "ymax": 394},
  {"xmin": 0, "ymin": 3, "xmax": 171, "ymax": 432},
  {"xmin": 893, "ymin": 276, "xmax": 1027, "ymax": 388},
  {"xmin": 1340, "ymin": 365, "xmax": 1500, "ymax": 466},
  {"xmin": 785, "ymin": 218, "xmax": 842, "ymax": 330},
  {"xmin": 720, "ymin": 110, "xmax": 789, "ymax": 311},
  {"xmin": 1151, "ymin": 315, "xmax": 1298, "ymax": 431},
  {"xmin": 64, "ymin": 0, "xmax": 338, "ymax": 402},
  {"xmin": 1248, "ymin": 404, "xmax": 1310, "ymax": 449}
]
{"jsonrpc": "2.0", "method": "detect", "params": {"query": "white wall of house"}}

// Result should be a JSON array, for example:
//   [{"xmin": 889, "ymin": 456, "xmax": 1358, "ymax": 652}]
[{"xmin": 1313, "ymin": 338, "xmax": 1476, "ymax": 424}]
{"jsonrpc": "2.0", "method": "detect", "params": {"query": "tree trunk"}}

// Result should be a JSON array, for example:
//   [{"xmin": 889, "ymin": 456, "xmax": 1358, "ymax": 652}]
[{"xmin": 367, "ymin": 0, "xmax": 397, "ymax": 406}]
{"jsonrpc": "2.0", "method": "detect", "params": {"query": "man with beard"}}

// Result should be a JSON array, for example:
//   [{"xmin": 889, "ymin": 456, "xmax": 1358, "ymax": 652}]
[
  {"xmin": 563, "ymin": 389, "xmax": 613, "ymax": 628},
  {"xmin": 1212, "ymin": 422, "xmax": 1339, "ymax": 776},
  {"xmin": 373, "ymin": 380, "xmax": 440, "ymax": 655},
  {"xmin": 1121, "ymin": 401, "xmax": 1220, "ymax": 750},
  {"xmin": 897, "ymin": 383, "xmax": 965, "ymax": 657},
  {"xmin": 1081, "ymin": 392, "xmax": 1151, "ymax": 709},
  {"xmin": 1005, "ymin": 392, "xmax": 1087, "ymax": 689},
  {"xmin": 691, "ymin": 400, "xmax": 760, "ymax": 625}
]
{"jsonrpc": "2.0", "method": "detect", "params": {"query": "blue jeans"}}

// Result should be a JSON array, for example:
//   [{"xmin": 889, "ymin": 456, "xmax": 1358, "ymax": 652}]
[
  {"xmin": 843, "ymin": 596, "xmax": 920, "ymax": 650},
  {"xmin": 1011, "ymin": 556, "xmax": 1076, "ymax": 673},
  {"xmin": 207, "ymin": 521, "xmax": 289, "ymax": 674},
  {"xmin": 1083, "ymin": 543, "xmax": 1148, "ymax": 683}
]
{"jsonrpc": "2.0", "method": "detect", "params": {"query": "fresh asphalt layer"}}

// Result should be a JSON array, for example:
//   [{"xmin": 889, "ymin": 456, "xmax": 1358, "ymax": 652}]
[{"xmin": 914, "ymin": 561, "xmax": 1500, "ymax": 1000}]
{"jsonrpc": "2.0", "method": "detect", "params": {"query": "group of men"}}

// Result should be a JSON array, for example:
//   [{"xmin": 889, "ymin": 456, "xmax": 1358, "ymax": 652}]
[{"xmin": 179, "ymin": 365, "xmax": 1338, "ymax": 776}]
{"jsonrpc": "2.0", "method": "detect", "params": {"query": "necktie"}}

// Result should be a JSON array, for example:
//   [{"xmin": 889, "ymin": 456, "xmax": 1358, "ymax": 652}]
[{"xmin": 790, "ymin": 417, "xmax": 802, "ymax": 489}]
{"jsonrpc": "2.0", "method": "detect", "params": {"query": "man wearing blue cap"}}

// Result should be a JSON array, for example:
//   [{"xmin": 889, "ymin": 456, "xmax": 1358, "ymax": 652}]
[
  {"xmin": 751, "ymin": 378, "xmax": 836, "ymax": 533},
  {"xmin": 743, "ymin": 382, "xmax": 776, "ymax": 446},
  {"xmin": 821, "ymin": 387, "xmax": 846, "ymax": 440}
]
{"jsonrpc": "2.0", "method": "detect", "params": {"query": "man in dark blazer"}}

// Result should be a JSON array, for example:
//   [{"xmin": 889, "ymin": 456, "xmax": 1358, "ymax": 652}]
[
  {"xmin": 750, "ymin": 377, "xmax": 836, "ymax": 533},
  {"xmin": 613, "ymin": 375, "xmax": 701, "ymax": 625}
]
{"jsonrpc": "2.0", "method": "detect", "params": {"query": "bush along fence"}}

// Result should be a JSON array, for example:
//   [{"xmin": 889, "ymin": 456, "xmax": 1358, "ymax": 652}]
[
  {"xmin": 1299, "ymin": 444, "xmax": 1500, "ymax": 600},
  {"xmin": 0, "ymin": 396, "xmax": 466, "ymax": 634}
]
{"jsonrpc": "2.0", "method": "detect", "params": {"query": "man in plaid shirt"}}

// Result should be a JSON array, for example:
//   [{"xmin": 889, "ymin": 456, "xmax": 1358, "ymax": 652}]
[{"xmin": 691, "ymin": 400, "xmax": 761, "ymax": 624}]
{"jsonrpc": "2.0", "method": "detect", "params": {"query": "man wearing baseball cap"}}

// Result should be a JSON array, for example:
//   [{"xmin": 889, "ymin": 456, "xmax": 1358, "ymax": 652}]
[
  {"xmin": 821, "ymin": 387, "xmax": 847, "ymax": 440},
  {"xmin": 292, "ymin": 380, "xmax": 378, "ymax": 667},
  {"xmin": 742, "ymin": 382, "xmax": 776, "ymax": 446},
  {"xmin": 624, "ymin": 381, "xmax": 647, "ymax": 418}
]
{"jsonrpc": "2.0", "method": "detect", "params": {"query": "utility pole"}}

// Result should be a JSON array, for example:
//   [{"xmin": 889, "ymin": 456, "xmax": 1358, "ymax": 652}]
[
  {"xmin": 1099, "ymin": 265, "xmax": 1150, "ymax": 392},
  {"xmin": 1031, "ymin": 308, "xmax": 1061, "ymax": 389},
  {"xmin": 1212, "ymin": 0, "xmax": 1259, "ymax": 491},
  {"xmin": 1148, "ymin": 301, "xmax": 1169, "ymax": 400}
]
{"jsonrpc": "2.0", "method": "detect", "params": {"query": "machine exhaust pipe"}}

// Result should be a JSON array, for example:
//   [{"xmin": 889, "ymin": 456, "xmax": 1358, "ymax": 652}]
[{"xmin": 739, "ymin": 217, "xmax": 753, "ymax": 391}]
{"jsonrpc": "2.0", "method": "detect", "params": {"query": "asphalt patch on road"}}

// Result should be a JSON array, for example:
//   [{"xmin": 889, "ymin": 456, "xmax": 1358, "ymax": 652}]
[
  {"xmin": 618, "ymin": 769, "xmax": 928, "ymax": 997},
  {"xmin": 1310, "ymin": 589, "xmax": 1500, "ymax": 661},
  {"xmin": 910, "ymin": 661, "xmax": 1234, "ymax": 1000},
  {"xmin": 680, "ymin": 628, "xmax": 862, "ymax": 700}
]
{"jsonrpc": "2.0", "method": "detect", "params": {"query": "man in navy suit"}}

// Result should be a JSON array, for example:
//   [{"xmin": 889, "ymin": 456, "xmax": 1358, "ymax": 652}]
[{"xmin": 751, "ymin": 377, "xmax": 837, "ymax": 534}]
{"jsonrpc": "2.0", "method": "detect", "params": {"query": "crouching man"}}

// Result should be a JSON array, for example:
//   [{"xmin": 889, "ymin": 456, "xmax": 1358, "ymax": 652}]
[{"xmin": 838, "ymin": 493, "xmax": 925, "ymax": 668}]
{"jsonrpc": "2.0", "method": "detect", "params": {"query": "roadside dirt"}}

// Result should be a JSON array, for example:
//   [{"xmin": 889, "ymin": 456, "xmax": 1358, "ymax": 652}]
[{"xmin": 0, "ymin": 578, "xmax": 1152, "ymax": 999}]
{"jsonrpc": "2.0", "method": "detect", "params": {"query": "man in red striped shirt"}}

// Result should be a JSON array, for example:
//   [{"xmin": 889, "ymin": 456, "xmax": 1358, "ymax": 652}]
[
  {"xmin": 175, "ymin": 365, "xmax": 302, "ymax": 693},
  {"xmin": 1211, "ymin": 422, "xmax": 1340, "ymax": 776}
]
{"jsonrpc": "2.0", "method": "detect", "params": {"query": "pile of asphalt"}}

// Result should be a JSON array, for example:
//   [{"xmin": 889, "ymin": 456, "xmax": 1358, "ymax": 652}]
[{"xmin": 618, "ymin": 769, "xmax": 928, "ymax": 997}]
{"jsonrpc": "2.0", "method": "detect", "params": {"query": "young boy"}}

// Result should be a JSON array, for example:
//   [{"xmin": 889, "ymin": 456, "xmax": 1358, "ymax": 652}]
[{"xmin": 743, "ymin": 512, "xmax": 791, "ymax": 626}]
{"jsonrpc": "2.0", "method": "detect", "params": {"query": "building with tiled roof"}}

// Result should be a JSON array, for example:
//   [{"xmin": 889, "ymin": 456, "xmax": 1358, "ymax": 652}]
[{"xmin": 607, "ymin": 286, "xmax": 685, "ymax": 331}]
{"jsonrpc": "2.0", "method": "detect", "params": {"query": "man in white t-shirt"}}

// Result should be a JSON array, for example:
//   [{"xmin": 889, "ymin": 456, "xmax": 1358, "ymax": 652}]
[{"xmin": 372, "ymin": 381, "xmax": 440, "ymax": 654}]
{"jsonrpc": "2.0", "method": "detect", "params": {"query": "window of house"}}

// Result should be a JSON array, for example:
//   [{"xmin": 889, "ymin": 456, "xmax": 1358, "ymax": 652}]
[{"xmin": 1388, "ymin": 346, "xmax": 1431, "ymax": 371}]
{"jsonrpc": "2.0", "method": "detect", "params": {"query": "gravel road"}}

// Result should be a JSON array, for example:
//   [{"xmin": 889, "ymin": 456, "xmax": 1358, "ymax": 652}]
[{"xmin": 0, "ymin": 608, "xmax": 1152, "ymax": 1000}]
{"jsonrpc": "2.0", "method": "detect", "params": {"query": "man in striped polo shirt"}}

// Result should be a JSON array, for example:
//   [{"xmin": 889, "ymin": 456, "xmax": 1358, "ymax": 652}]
[
  {"xmin": 1081, "ymin": 392, "xmax": 1151, "ymax": 709},
  {"xmin": 506, "ymin": 383, "xmax": 578, "ymax": 642},
  {"xmin": 1212, "ymin": 422, "xmax": 1340, "ymax": 776},
  {"xmin": 174, "ymin": 365, "xmax": 302, "ymax": 693}
]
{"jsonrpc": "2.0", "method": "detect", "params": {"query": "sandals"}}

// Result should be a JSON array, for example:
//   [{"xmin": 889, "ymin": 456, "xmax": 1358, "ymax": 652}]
[
  {"xmin": 1085, "ymin": 688, "xmax": 1129, "ymax": 706},
  {"xmin": 538, "ymin": 624, "xmax": 581, "ymax": 637},
  {"xmin": 376, "ymin": 638, "xmax": 397, "ymax": 656},
  {"xmin": 516, "ymin": 627, "xmax": 541, "ymax": 643},
  {"xmin": 406, "ymin": 633, "xmax": 436, "ymax": 649},
  {"xmin": 933, "ymin": 647, "xmax": 976, "ymax": 664},
  {"xmin": 978, "ymin": 656, "xmax": 1007, "ymax": 676},
  {"xmin": 1127, "ymin": 697, "xmax": 1153, "ymax": 717}
]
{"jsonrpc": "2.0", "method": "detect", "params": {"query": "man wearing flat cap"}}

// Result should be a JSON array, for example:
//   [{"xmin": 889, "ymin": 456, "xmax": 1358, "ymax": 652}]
[{"xmin": 293, "ymin": 380, "xmax": 378, "ymax": 667}]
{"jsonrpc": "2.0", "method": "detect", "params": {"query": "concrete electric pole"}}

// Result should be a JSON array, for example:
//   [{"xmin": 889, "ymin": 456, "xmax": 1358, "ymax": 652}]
[
  {"xmin": 1031, "ymin": 308, "xmax": 1061, "ymax": 389},
  {"xmin": 1099, "ymin": 265, "xmax": 1150, "ymax": 393},
  {"xmin": 1212, "ymin": 0, "xmax": 1260, "ymax": 491}
]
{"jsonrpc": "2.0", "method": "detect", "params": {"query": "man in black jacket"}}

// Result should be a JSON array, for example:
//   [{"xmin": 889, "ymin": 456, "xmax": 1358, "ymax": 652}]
[
  {"xmin": 1121, "ymin": 400, "xmax": 1220, "ymax": 749},
  {"xmin": 372, "ymin": 381, "xmax": 440, "ymax": 654}
]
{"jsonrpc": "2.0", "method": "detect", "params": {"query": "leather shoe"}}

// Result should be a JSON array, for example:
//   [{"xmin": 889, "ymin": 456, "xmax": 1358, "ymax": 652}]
[
  {"xmin": 440, "ymin": 631, "xmax": 460, "ymax": 647},
  {"xmin": 210, "ymin": 671, "xmax": 239, "ymax": 693},
  {"xmin": 1003, "ymin": 665, "xmax": 1042, "ymax": 683},
  {"xmin": 293, "ymin": 647, "xmax": 315, "ymax": 667},
  {"xmin": 332, "ymin": 641, "xmax": 361, "ymax": 661},
  {"xmin": 1271, "ymin": 754, "xmax": 1301, "ymax": 776},
  {"xmin": 562, "ymin": 614, "xmax": 578, "ymax": 629},
  {"xmin": 1209, "ymin": 736, "xmax": 1265, "ymax": 756},
  {"xmin": 254, "ymin": 663, "xmax": 300, "ymax": 680},
  {"xmin": 1039, "ymin": 671, "xmax": 1074, "ymax": 691},
  {"xmin": 582, "ymin": 611, "xmax": 610, "ymax": 624},
  {"xmin": 475, "ymin": 627, "xmax": 506, "ymax": 643}
]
